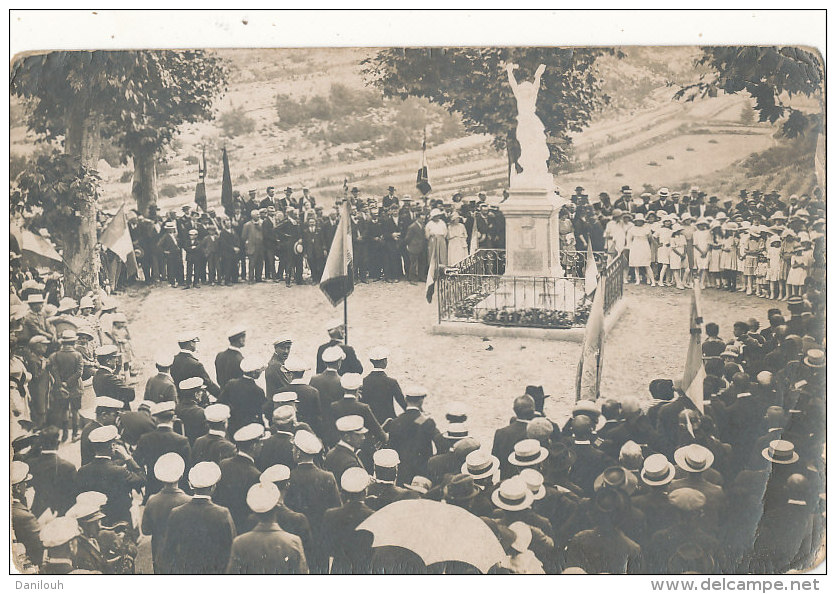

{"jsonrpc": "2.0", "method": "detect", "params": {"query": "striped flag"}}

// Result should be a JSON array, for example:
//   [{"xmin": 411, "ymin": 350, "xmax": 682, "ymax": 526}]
[
  {"xmin": 576, "ymin": 275, "xmax": 606, "ymax": 401},
  {"xmin": 100, "ymin": 204, "xmax": 140, "ymax": 279},
  {"xmin": 221, "ymin": 147, "xmax": 233, "ymax": 216},
  {"xmin": 426, "ymin": 241, "xmax": 438, "ymax": 303},
  {"xmin": 584, "ymin": 240, "xmax": 598, "ymax": 297},
  {"xmin": 681, "ymin": 284, "xmax": 706, "ymax": 413},
  {"xmin": 319, "ymin": 201, "xmax": 354, "ymax": 307},
  {"xmin": 416, "ymin": 131, "xmax": 431, "ymax": 196},
  {"xmin": 469, "ymin": 218, "xmax": 479, "ymax": 255}
]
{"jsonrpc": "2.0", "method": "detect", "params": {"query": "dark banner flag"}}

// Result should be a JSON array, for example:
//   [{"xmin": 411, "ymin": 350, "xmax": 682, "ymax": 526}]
[
  {"xmin": 416, "ymin": 133, "xmax": 431, "ymax": 196},
  {"xmin": 195, "ymin": 147, "xmax": 208, "ymax": 211},
  {"xmin": 319, "ymin": 201, "xmax": 354, "ymax": 306},
  {"xmin": 221, "ymin": 147, "xmax": 234, "ymax": 216}
]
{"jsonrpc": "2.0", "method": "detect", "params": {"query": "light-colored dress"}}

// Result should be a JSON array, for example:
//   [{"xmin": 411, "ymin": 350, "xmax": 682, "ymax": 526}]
[
  {"xmin": 693, "ymin": 229, "xmax": 711, "ymax": 270},
  {"xmin": 670, "ymin": 234, "xmax": 687, "ymax": 269},
  {"xmin": 767, "ymin": 245, "xmax": 782, "ymax": 282},
  {"xmin": 708, "ymin": 232, "xmax": 722, "ymax": 273},
  {"xmin": 604, "ymin": 220, "xmax": 628, "ymax": 254},
  {"xmin": 786, "ymin": 252, "xmax": 808, "ymax": 286},
  {"xmin": 743, "ymin": 238, "xmax": 763, "ymax": 276},
  {"xmin": 446, "ymin": 221, "xmax": 468, "ymax": 265},
  {"xmin": 655, "ymin": 226, "xmax": 673, "ymax": 265},
  {"xmin": 720, "ymin": 236, "xmax": 738, "ymax": 271},
  {"xmin": 626, "ymin": 224, "xmax": 652, "ymax": 267},
  {"xmin": 425, "ymin": 219, "xmax": 449, "ymax": 268}
]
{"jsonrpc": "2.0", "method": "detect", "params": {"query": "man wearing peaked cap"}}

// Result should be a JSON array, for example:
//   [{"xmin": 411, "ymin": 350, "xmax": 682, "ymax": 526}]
[
  {"xmin": 220, "ymin": 356, "xmax": 267, "ymax": 436},
  {"xmin": 385, "ymin": 385, "xmax": 441, "ymax": 484},
  {"xmin": 160, "ymin": 461, "xmax": 236, "ymax": 574},
  {"xmin": 427, "ymin": 436, "xmax": 480, "ymax": 487},
  {"xmin": 361, "ymin": 345, "xmax": 407, "ymax": 426},
  {"xmin": 192, "ymin": 404, "xmax": 237, "ymax": 465},
  {"xmin": 215, "ymin": 325, "xmax": 247, "ymax": 389},
  {"xmin": 39, "ymin": 516, "xmax": 82, "ymax": 574},
  {"xmin": 366, "ymin": 448, "xmax": 420, "ymax": 510},
  {"xmin": 256, "ymin": 406, "xmax": 303, "ymax": 473},
  {"xmin": 172, "ymin": 331, "xmax": 220, "ymax": 400},
  {"xmin": 141, "ymin": 452, "xmax": 192, "ymax": 572},
  {"xmin": 27, "ymin": 425, "xmax": 79, "ymax": 518},
  {"xmin": 271, "ymin": 355, "xmax": 323, "ymax": 436},
  {"xmin": 134, "ymin": 399, "xmax": 191, "ymax": 500},
  {"xmin": 226, "ymin": 482, "xmax": 309, "ymax": 574},
  {"xmin": 330, "ymin": 374, "xmax": 387, "ymax": 459},
  {"xmin": 258, "ymin": 464, "xmax": 314, "ymax": 560},
  {"xmin": 646, "ymin": 487, "xmax": 719, "ymax": 573},
  {"xmin": 265, "ymin": 334, "xmax": 293, "ymax": 398},
  {"xmin": 322, "ymin": 467, "xmax": 375, "ymax": 574},
  {"xmin": 315, "ymin": 319, "xmax": 363, "ymax": 376},
  {"xmin": 143, "ymin": 350, "xmax": 177, "ymax": 405},
  {"xmin": 324, "ymin": 415, "xmax": 369, "ymax": 484},
  {"xmin": 78, "ymin": 396, "xmax": 124, "ymax": 466},
  {"xmin": 92, "ymin": 343, "xmax": 135, "ymax": 409},
  {"xmin": 46, "ymin": 327, "xmax": 85, "ymax": 442},
  {"xmin": 215, "ymin": 423, "xmax": 265, "ymax": 534},
  {"xmin": 309, "ymin": 345, "xmax": 345, "ymax": 411},
  {"xmin": 12, "ymin": 460, "xmax": 44, "ymax": 568},
  {"xmin": 76, "ymin": 425, "xmax": 146, "ymax": 525}
]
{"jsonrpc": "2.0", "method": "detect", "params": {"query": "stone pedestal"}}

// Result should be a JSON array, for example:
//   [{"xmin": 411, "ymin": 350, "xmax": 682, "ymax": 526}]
[{"xmin": 499, "ymin": 187, "xmax": 563, "ymax": 278}]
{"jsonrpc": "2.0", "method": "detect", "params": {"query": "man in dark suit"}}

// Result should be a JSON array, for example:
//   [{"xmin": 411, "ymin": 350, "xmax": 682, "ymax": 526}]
[
  {"xmin": 220, "ymin": 357, "xmax": 267, "ymax": 436},
  {"xmin": 159, "ymin": 461, "xmax": 236, "ymax": 574},
  {"xmin": 381, "ymin": 204, "xmax": 404, "ymax": 280},
  {"xmin": 366, "ymin": 449, "xmax": 419, "ymax": 510},
  {"xmin": 321, "ymin": 467, "xmax": 375, "ymax": 574},
  {"xmin": 119, "ymin": 401, "xmax": 156, "ymax": 447},
  {"xmin": 27, "ymin": 426, "xmax": 78, "ymax": 517},
  {"xmin": 309, "ymin": 346, "xmax": 344, "ymax": 410},
  {"xmin": 384, "ymin": 386, "xmax": 440, "ymax": 484},
  {"xmin": 214, "ymin": 423, "xmax": 264, "ymax": 534},
  {"xmin": 92, "ymin": 345, "xmax": 134, "ymax": 408},
  {"xmin": 12, "ymin": 462, "xmax": 44, "ymax": 568},
  {"xmin": 174, "ymin": 378, "xmax": 209, "ymax": 445},
  {"xmin": 315, "ymin": 320, "xmax": 363, "ymax": 375},
  {"xmin": 361, "ymin": 347, "xmax": 406, "ymax": 425},
  {"xmin": 329, "ymin": 374, "xmax": 386, "ymax": 453},
  {"xmin": 76, "ymin": 425, "xmax": 146, "ymax": 524},
  {"xmin": 284, "ymin": 430, "xmax": 342, "ymax": 574},
  {"xmin": 568, "ymin": 415, "xmax": 613, "ymax": 497},
  {"xmin": 492, "ymin": 394, "xmax": 537, "ymax": 479},
  {"xmin": 324, "ymin": 415, "xmax": 367, "ymax": 483},
  {"xmin": 272, "ymin": 356, "xmax": 323, "ymax": 436},
  {"xmin": 171, "ymin": 333, "xmax": 220, "ymax": 401},
  {"xmin": 226, "ymin": 482, "xmax": 308, "ymax": 574},
  {"xmin": 264, "ymin": 336, "xmax": 292, "ymax": 398},
  {"xmin": 426, "ymin": 436, "xmax": 480, "ymax": 486},
  {"xmin": 143, "ymin": 352, "xmax": 177, "ymax": 404},
  {"xmin": 256, "ymin": 406, "xmax": 298, "ymax": 472},
  {"xmin": 141, "ymin": 452, "xmax": 191, "ymax": 573},
  {"xmin": 192, "ymin": 404, "xmax": 237, "ymax": 465},
  {"xmin": 133, "ymin": 402, "xmax": 192, "ymax": 499},
  {"xmin": 79, "ymin": 397, "xmax": 123, "ymax": 466},
  {"xmin": 215, "ymin": 327, "xmax": 246, "ymax": 389}
]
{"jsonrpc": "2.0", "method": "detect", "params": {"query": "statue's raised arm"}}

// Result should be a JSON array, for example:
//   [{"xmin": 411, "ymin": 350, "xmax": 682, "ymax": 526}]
[{"xmin": 506, "ymin": 62, "xmax": 520, "ymax": 94}]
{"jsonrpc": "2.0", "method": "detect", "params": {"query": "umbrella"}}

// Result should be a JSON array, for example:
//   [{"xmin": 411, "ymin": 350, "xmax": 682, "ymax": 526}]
[{"xmin": 357, "ymin": 499, "xmax": 506, "ymax": 574}]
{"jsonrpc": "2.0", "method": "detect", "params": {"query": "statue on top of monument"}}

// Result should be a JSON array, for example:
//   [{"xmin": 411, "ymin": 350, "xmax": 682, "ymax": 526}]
[{"xmin": 506, "ymin": 62, "xmax": 552, "ymax": 189}]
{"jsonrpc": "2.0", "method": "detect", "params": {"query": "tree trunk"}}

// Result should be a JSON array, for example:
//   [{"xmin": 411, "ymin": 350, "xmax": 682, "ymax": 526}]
[
  {"xmin": 63, "ymin": 106, "xmax": 102, "ymax": 299},
  {"xmin": 131, "ymin": 150, "xmax": 159, "ymax": 217}
]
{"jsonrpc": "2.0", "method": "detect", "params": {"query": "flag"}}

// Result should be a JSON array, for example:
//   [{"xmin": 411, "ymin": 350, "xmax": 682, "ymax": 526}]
[
  {"xmin": 426, "ymin": 243, "xmax": 438, "ymax": 303},
  {"xmin": 416, "ymin": 132, "xmax": 431, "ymax": 196},
  {"xmin": 195, "ymin": 147, "xmax": 207, "ymax": 211},
  {"xmin": 100, "ymin": 204, "xmax": 140, "ymax": 279},
  {"xmin": 469, "ymin": 219, "xmax": 479, "ymax": 255},
  {"xmin": 576, "ymin": 275, "xmax": 606, "ymax": 401},
  {"xmin": 584, "ymin": 240, "xmax": 598, "ymax": 296},
  {"xmin": 221, "ymin": 147, "xmax": 233, "ymax": 215},
  {"xmin": 319, "ymin": 201, "xmax": 354, "ymax": 306},
  {"xmin": 681, "ymin": 284, "xmax": 706, "ymax": 413}
]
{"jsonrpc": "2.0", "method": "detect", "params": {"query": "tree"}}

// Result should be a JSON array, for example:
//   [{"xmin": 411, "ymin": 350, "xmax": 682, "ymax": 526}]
[
  {"xmin": 674, "ymin": 46, "xmax": 824, "ymax": 138},
  {"xmin": 362, "ymin": 47, "xmax": 616, "ymax": 179}
]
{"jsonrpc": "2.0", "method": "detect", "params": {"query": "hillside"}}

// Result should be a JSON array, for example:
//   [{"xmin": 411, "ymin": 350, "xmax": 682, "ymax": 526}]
[{"xmin": 9, "ymin": 47, "xmax": 822, "ymax": 213}]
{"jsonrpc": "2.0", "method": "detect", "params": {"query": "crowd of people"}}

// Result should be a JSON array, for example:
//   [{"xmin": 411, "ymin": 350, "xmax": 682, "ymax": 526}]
[
  {"xmin": 10, "ymin": 245, "xmax": 826, "ymax": 573},
  {"xmin": 113, "ymin": 184, "xmax": 507, "ymax": 290}
]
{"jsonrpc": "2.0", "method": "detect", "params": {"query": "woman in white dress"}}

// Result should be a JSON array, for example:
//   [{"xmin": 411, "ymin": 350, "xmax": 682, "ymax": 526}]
[
  {"xmin": 654, "ymin": 216, "xmax": 674, "ymax": 286},
  {"xmin": 625, "ymin": 213, "xmax": 655, "ymax": 285},
  {"xmin": 446, "ymin": 213, "xmax": 469, "ymax": 265},
  {"xmin": 692, "ymin": 218, "xmax": 712, "ymax": 289},
  {"xmin": 425, "ymin": 208, "xmax": 449, "ymax": 274}
]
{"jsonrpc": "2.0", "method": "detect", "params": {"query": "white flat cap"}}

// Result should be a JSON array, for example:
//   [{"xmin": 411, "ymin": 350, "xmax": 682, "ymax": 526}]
[
  {"xmin": 341, "ymin": 467, "xmax": 370, "ymax": 493},
  {"xmin": 11, "ymin": 461, "xmax": 31, "ymax": 485},
  {"xmin": 368, "ymin": 346, "xmax": 390, "ymax": 361},
  {"xmin": 76, "ymin": 491, "xmax": 107, "ymax": 508},
  {"xmin": 177, "ymin": 331, "xmax": 200, "ymax": 343},
  {"xmin": 204, "ymin": 403, "xmax": 231, "ymax": 422},
  {"xmin": 233, "ymin": 423, "xmax": 265, "ymax": 443},
  {"xmin": 326, "ymin": 318, "xmax": 344, "ymax": 331},
  {"xmin": 284, "ymin": 356, "xmax": 309, "ymax": 372},
  {"xmin": 155, "ymin": 351, "xmax": 175, "ymax": 367},
  {"xmin": 373, "ymin": 449, "xmax": 400, "ymax": 469},
  {"xmin": 322, "ymin": 346, "xmax": 345, "ymax": 363},
  {"xmin": 189, "ymin": 461, "xmax": 222, "ymax": 489},
  {"xmin": 404, "ymin": 385, "xmax": 428, "ymax": 398},
  {"xmin": 151, "ymin": 401, "xmax": 176, "ymax": 416},
  {"xmin": 336, "ymin": 415, "xmax": 367, "ymax": 433},
  {"xmin": 293, "ymin": 430, "xmax": 323, "ymax": 455},
  {"xmin": 155, "ymin": 452, "xmax": 186, "ymax": 483},
  {"xmin": 273, "ymin": 334, "xmax": 293, "ymax": 346},
  {"xmin": 227, "ymin": 325, "xmax": 247, "ymax": 339},
  {"xmin": 95, "ymin": 345, "xmax": 118, "ymax": 357},
  {"xmin": 94, "ymin": 396, "xmax": 124, "ymax": 410},
  {"xmin": 240, "ymin": 357, "xmax": 264, "ymax": 374},
  {"xmin": 340, "ymin": 373, "xmax": 362, "ymax": 391},
  {"xmin": 260, "ymin": 464, "xmax": 291, "ymax": 484},
  {"xmin": 272, "ymin": 405, "xmax": 296, "ymax": 424},
  {"xmin": 247, "ymin": 482, "xmax": 280, "ymax": 513},
  {"xmin": 41, "ymin": 516, "xmax": 81, "ymax": 548},
  {"xmin": 179, "ymin": 377, "xmax": 205, "ymax": 391},
  {"xmin": 89, "ymin": 425, "xmax": 119, "ymax": 443}
]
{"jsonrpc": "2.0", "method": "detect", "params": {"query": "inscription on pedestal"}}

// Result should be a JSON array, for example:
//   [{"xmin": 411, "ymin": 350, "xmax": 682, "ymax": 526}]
[{"xmin": 512, "ymin": 250, "xmax": 543, "ymax": 272}]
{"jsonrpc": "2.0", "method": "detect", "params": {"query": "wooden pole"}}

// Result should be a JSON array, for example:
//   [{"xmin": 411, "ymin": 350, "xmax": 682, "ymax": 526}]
[{"xmin": 343, "ymin": 297, "xmax": 348, "ymax": 345}]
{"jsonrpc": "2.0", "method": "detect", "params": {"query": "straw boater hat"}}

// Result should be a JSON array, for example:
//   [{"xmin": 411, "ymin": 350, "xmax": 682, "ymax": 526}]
[
  {"xmin": 492, "ymin": 477, "xmax": 534, "ymax": 511},
  {"xmin": 762, "ymin": 440, "xmax": 800, "ymax": 465},
  {"xmin": 673, "ymin": 444, "xmax": 714, "ymax": 473},
  {"xmin": 640, "ymin": 453, "xmax": 676, "ymax": 486},
  {"xmin": 508, "ymin": 439, "xmax": 549, "ymax": 467},
  {"xmin": 462, "ymin": 449, "xmax": 500, "ymax": 479}
]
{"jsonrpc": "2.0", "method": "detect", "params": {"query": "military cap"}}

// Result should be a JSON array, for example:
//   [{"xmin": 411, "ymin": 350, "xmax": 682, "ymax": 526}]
[
  {"xmin": 76, "ymin": 491, "xmax": 108, "ymax": 508},
  {"xmin": 151, "ymin": 401, "xmax": 176, "ymax": 416},
  {"xmin": 155, "ymin": 452, "xmax": 186, "ymax": 483},
  {"xmin": 227, "ymin": 325, "xmax": 247, "ymax": 339},
  {"xmin": 179, "ymin": 377, "xmax": 205, "ymax": 391},
  {"xmin": 95, "ymin": 344, "xmax": 119, "ymax": 358},
  {"xmin": 204, "ymin": 403, "xmax": 231, "ymax": 423},
  {"xmin": 404, "ymin": 385, "xmax": 428, "ymax": 399},
  {"xmin": 89, "ymin": 425, "xmax": 119, "ymax": 443},
  {"xmin": 283, "ymin": 356, "xmax": 309, "ymax": 373},
  {"xmin": 341, "ymin": 467, "xmax": 371, "ymax": 493},
  {"xmin": 340, "ymin": 373, "xmax": 362, "ymax": 391},
  {"xmin": 130, "ymin": 399, "xmax": 151, "ymax": 412},
  {"xmin": 273, "ymin": 333, "xmax": 293, "ymax": 346},
  {"xmin": 572, "ymin": 399, "xmax": 601, "ymax": 417},
  {"xmin": 247, "ymin": 482, "xmax": 280, "ymax": 513},
  {"xmin": 41, "ymin": 517, "xmax": 81, "ymax": 548},
  {"xmin": 233, "ymin": 423, "xmax": 265, "ymax": 443},
  {"xmin": 322, "ymin": 346, "xmax": 345, "ymax": 363},
  {"xmin": 272, "ymin": 406, "xmax": 296, "ymax": 424},
  {"xmin": 260, "ymin": 464, "xmax": 291, "ymax": 485},
  {"xmin": 155, "ymin": 351, "xmax": 175, "ymax": 367},
  {"xmin": 293, "ymin": 430, "xmax": 323, "ymax": 455},
  {"xmin": 336, "ymin": 415, "xmax": 367, "ymax": 434},
  {"xmin": 28, "ymin": 335, "xmax": 50, "ymax": 346},
  {"xmin": 11, "ymin": 460, "xmax": 31, "ymax": 485},
  {"xmin": 240, "ymin": 356, "xmax": 264, "ymax": 374},
  {"xmin": 668, "ymin": 487, "xmax": 706, "ymax": 512},
  {"xmin": 373, "ymin": 448, "xmax": 400, "ymax": 469},
  {"xmin": 326, "ymin": 318, "xmax": 344, "ymax": 331},
  {"xmin": 67, "ymin": 500, "xmax": 105, "ymax": 522},
  {"xmin": 368, "ymin": 346, "xmax": 390, "ymax": 361},
  {"xmin": 273, "ymin": 391, "xmax": 298, "ymax": 404},
  {"xmin": 177, "ymin": 331, "xmax": 200, "ymax": 343},
  {"xmin": 189, "ymin": 461, "xmax": 222, "ymax": 488}
]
